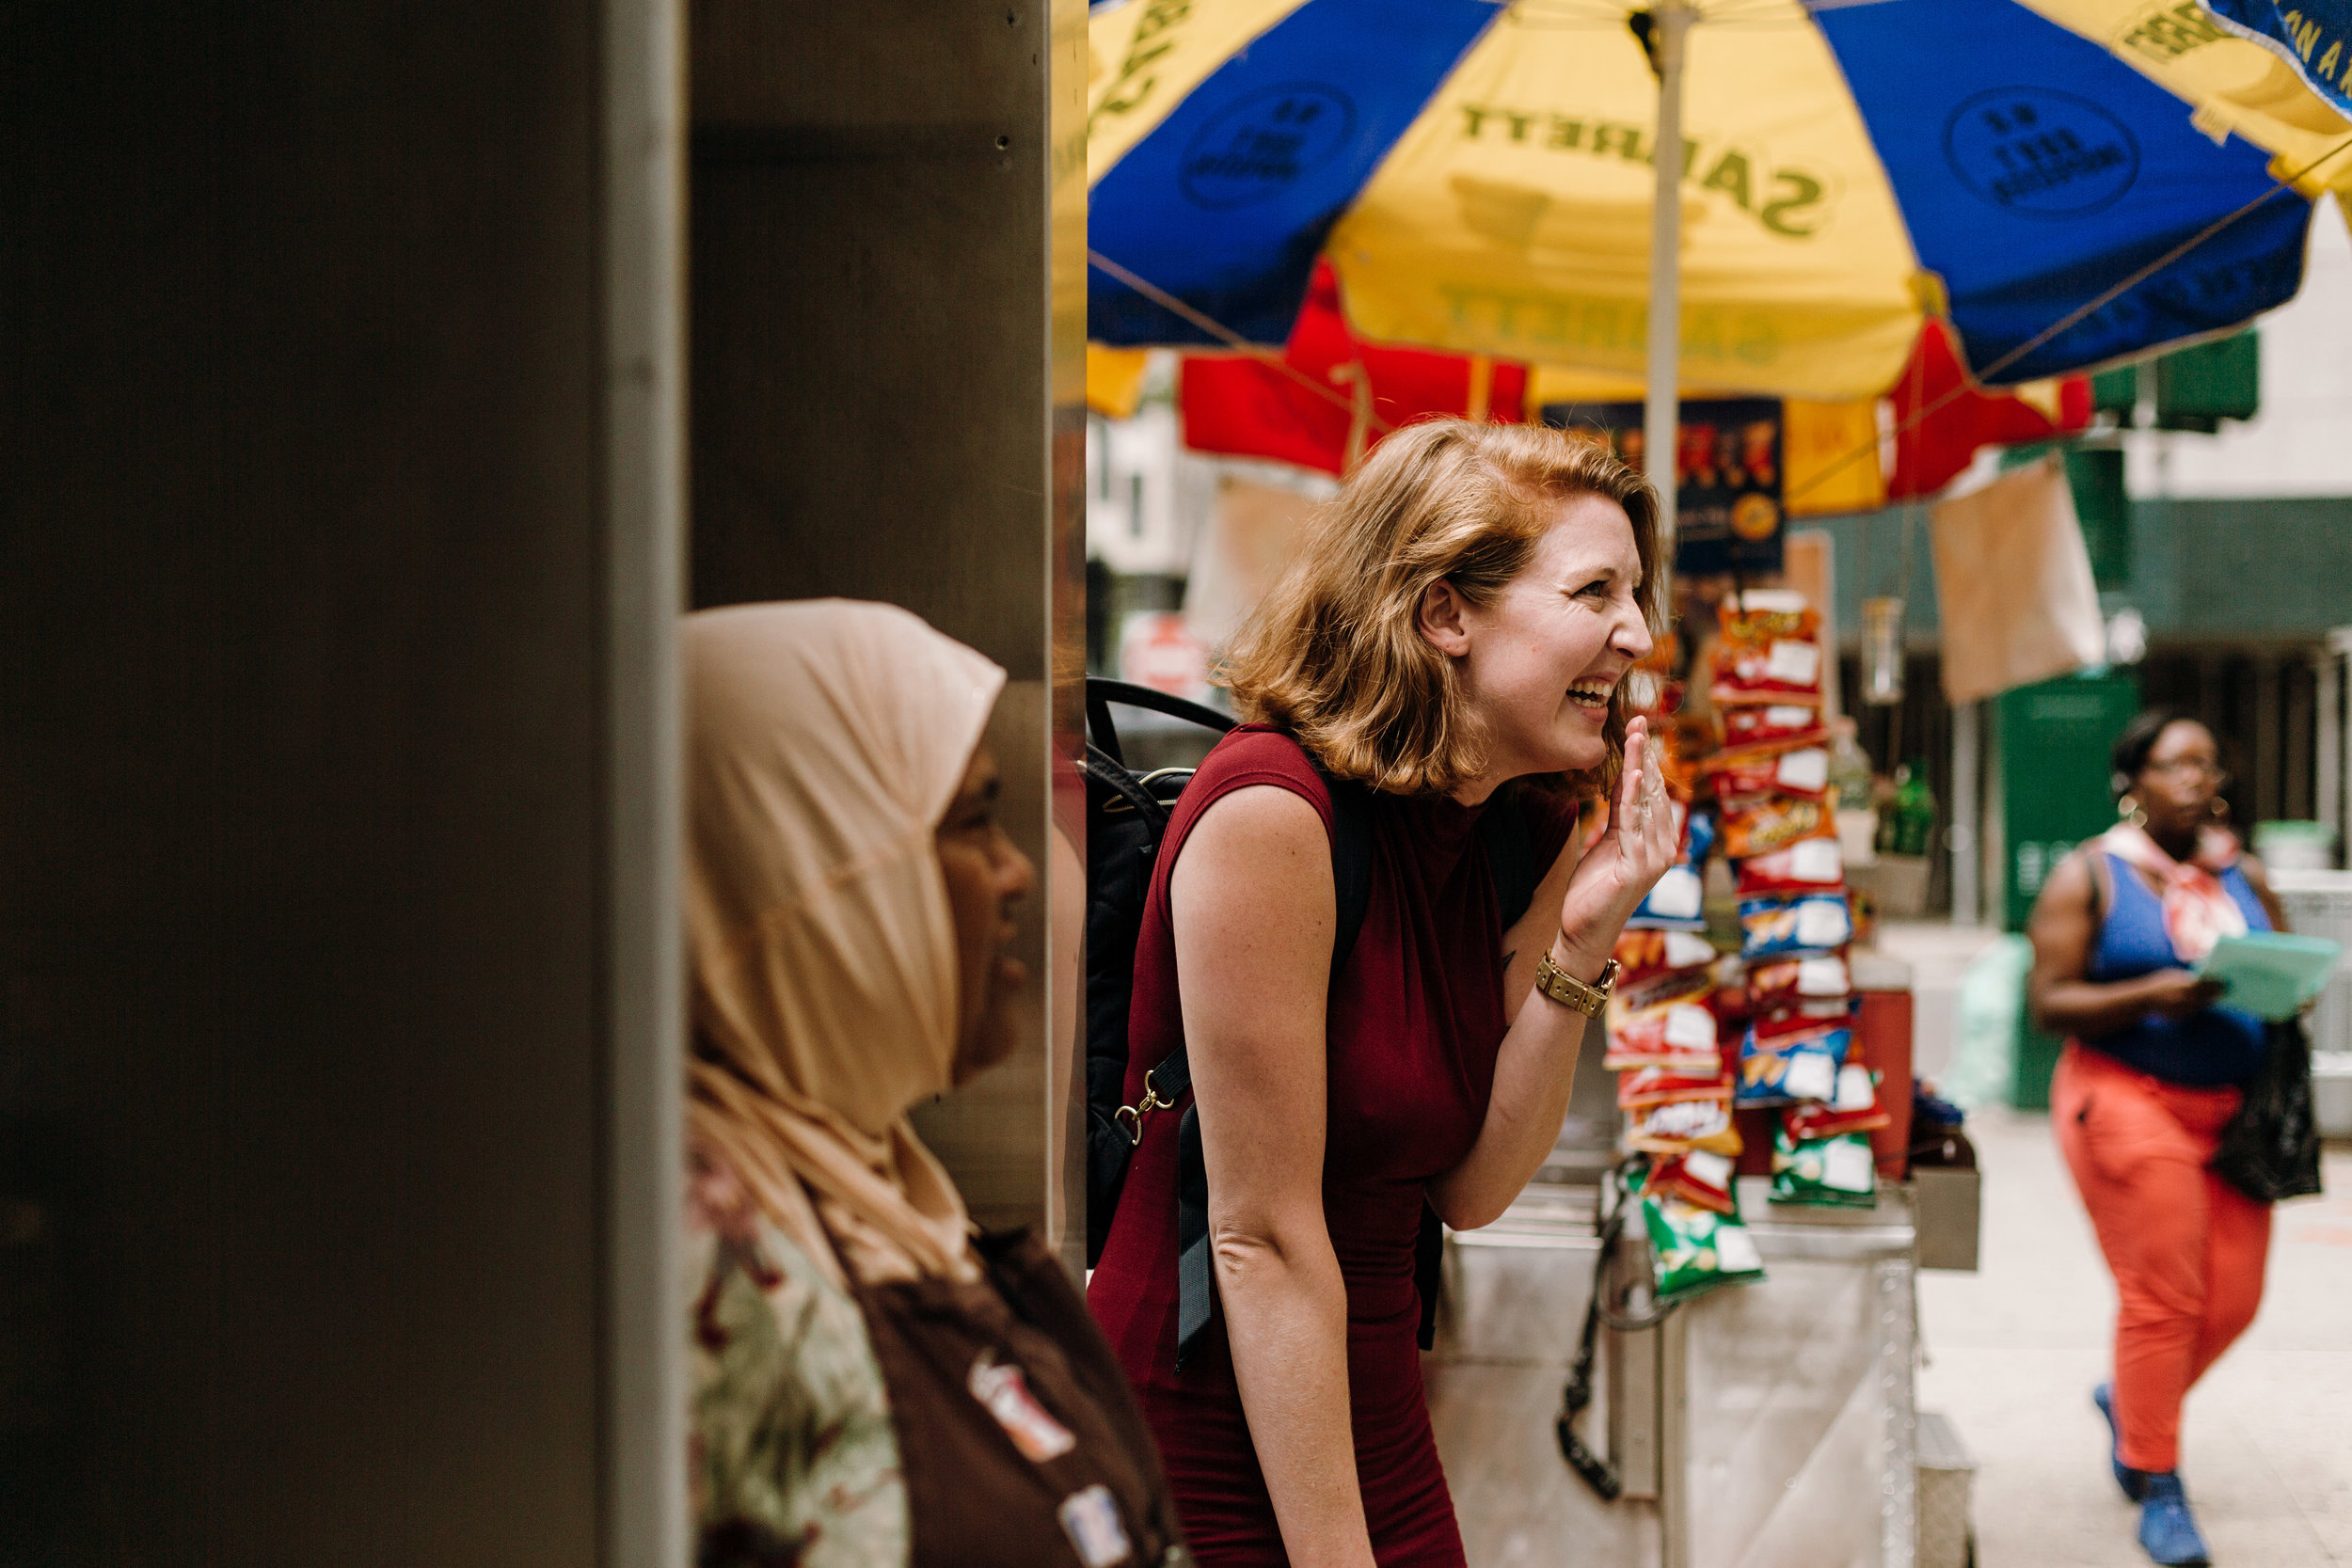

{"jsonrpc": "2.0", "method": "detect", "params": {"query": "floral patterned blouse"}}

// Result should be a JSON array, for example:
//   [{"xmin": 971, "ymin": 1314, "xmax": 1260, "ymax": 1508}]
[{"xmin": 689, "ymin": 1185, "xmax": 909, "ymax": 1568}]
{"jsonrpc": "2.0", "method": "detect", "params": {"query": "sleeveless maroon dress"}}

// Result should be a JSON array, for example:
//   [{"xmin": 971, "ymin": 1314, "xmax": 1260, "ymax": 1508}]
[{"xmin": 1086, "ymin": 728, "xmax": 1577, "ymax": 1565}]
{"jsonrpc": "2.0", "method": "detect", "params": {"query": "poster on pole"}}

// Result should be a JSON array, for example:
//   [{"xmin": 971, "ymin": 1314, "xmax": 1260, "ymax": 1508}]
[{"xmin": 1538, "ymin": 398, "xmax": 1785, "ymax": 578}]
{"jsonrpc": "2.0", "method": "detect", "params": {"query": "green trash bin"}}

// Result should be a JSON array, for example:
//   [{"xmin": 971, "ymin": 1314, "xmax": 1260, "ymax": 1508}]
[{"xmin": 1996, "ymin": 671, "xmax": 2140, "ymax": 1107}]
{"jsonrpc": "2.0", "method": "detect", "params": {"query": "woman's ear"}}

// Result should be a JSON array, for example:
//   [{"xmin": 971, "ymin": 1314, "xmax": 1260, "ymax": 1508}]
[{"xmin": 1418, "ymin": 578, "xmax": 1471, "ymax": 657}]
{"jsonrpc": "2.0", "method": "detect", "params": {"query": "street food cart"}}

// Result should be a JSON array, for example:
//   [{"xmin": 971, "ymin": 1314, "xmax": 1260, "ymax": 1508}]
[{"xmin": 1425, "ymin": 958, "xmax": 1931, "ymax": 1568}]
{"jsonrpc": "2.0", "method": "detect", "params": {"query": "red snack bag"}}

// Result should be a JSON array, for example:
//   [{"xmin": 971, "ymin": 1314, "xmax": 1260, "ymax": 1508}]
[
  {"xmin": 1722, "ymin": 704, "xmax": 1829, "ymax": 752},
  {"xmin": 1746, "ymin": 952, "xmax": 1853, "ymax": 1010},
  {"xmin": 1613, "ymin": 927, "xmax": 1722, "ymax": 986},
  {"xmin": 1737, "ymin": 837, "xmax": 1845, "ymax": 896},
  {"xmin": 1710, "ymin": 593, "xmax": 1824, "ymax": 707},
  {"xmin": 1784, "ymin": 1064, "xmax": 1892, "ymax": 1140},
  {"xmin": 1719, "ymin": 795, "xmax": 1836, "ymax": 860},
  {"xmin": 1648, "ymin": 1148, "xmax": 1738, "ymax": 1213},
  {"xmin": 1604, "ymin": 989, "xmax": 1722, "ymax": 1072},
  {"xmin": 1713, "ymin": 746, "xmax": 1831, "ymax": 802},
  {"xmin": 1616, "ymin": 1060, "xmax": 1734, "ymax": 1110}
]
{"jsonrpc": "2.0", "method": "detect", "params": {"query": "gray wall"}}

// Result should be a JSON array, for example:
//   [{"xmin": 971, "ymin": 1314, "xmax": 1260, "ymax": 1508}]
[
  {"xmin": 689, "ymin": 0, "xmax": 1089, "ymax": 1260},
  {"xmin": 0, "ymin": 3, "xmax": 683, "ymax": 1563}
]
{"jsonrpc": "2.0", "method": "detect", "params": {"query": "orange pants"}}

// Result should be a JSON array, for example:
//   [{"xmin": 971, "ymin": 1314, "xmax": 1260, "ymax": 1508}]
[{"xmin": 2052, "ymin": 1043, "xmax": 2271, "ymax": 1473}]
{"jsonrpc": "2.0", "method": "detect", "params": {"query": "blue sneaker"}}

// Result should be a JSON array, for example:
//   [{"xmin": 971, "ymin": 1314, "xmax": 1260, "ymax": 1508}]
[
  {"xmin": 2138, "ymin": 1472, "xmax": 2212, "ymax": 1566},
  {"xmin": 2094, "ymin": 1383, "xmax": 2149, "ymax": 1501}
]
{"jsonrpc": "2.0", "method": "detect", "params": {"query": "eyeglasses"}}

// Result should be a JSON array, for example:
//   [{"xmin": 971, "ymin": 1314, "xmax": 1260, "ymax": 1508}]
[{"xmin": 2143, "ymin": 759, "xmax": 2230, "ymax": 786}]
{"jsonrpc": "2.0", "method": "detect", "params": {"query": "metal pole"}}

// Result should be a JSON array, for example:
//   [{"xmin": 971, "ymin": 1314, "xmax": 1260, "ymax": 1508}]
[
  {"xmin": 1951, "ymin": 700, "xmax": 1980, "ymax": 927},
  {"xmin": 1644, "ymin": 0, "xmax": 1694, "ymax": 561},
  {"xmin": 2328, "ymin": 628, "xmax": 2352, "ymax": 864}
]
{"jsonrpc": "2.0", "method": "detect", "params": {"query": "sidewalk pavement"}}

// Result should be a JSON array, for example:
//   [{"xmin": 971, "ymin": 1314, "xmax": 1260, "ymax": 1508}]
[{"xmin": 1918, "ymin": 1106, "xmax": 2352, "ymax": 1566}]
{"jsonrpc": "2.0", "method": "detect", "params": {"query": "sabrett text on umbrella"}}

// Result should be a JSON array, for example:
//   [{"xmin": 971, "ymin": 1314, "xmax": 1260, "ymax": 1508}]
[{"xmin": 1454, "ymin": 105, "xmax": 1831, "ymax": 239}]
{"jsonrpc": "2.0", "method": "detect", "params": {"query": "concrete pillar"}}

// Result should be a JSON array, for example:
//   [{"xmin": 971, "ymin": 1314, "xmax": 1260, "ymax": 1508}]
[
  {"xmin": 688, "ymin": 0, "xmax": 1089, "ymax": 1264},
  {"xmin": 0, "ymin": 3, "xmax": 686, "ymax": 1563}
]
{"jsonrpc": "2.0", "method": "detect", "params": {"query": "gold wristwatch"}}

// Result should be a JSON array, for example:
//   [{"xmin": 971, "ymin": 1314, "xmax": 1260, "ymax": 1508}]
[{"xmin": 1533, "ymin": 950, "xmax": 1618, "ymax": 1018}]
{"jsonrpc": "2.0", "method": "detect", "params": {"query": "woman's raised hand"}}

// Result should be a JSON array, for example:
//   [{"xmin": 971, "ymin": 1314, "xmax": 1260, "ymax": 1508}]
[{"xmin": 1552, "ymin": 716, "xmax": 1682, "ymax": 976}]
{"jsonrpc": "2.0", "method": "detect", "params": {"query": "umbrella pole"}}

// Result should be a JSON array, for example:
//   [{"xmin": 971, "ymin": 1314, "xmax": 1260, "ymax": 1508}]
[{"xmin": 1643, "ymin": 0, "xmax": 1693, "ymax": 567}]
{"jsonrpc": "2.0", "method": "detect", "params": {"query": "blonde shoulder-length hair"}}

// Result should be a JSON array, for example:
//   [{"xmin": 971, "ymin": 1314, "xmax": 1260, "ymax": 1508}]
[{"xmin": 1220, "ymin": 418, "xmax": 1664, "ymax": 800}]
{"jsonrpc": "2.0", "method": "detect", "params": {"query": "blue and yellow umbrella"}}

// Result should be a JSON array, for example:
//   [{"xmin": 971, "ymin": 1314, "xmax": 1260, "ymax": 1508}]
[{"xmin": 1087, "ymin": 0, "xmax": 2352, "ymax": 403}]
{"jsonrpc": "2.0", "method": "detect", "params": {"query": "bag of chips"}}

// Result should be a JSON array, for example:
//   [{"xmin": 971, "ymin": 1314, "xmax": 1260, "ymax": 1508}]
[
  {"xmin": 1616, "ymin": 1061, "xmax": 1734, "ymax": 1110},
  {"xmin": 1750, "ymin": 996, "xmax": 1858, "ymax": 1037},
  {"xmin": 1737, "ymin": 836, "xmax": 1845, "ymax": 896},
  {"xmin": 1722, "ymin": 704, "xmax": 1829, "ymax": 752},
  {"xmin": 1626, "ymin": 863, "xmax": 1707, "ymax": 930},
  {"xmin": 1710, "ymin": 593, "xmax": 1823, "ymax": 707},
  {"xmin": 1718, "ymin": 795, "xmax": 1836, "ymax": 861},
  {"xmin": 1604, "ymin": 990, "xmax": 1722, "ymax": 1072},
  {"xmin": 1613, "ymin": 927, "xmax": 1722, "ymax": 986},
  {"xmin": 1647, "ymin": 1148, "xmax": 1737, "ymax": 1214},
  {"xmin": 1770, "ymin": 1124, "xmax": 1880, "ymax": 1208},
  {"xmin": 1735, "ymin": 1022, "xmax": 1852, "ymax": 1107},
  {"xmin": 1785, "ymin": 1064, "xmax": 1892, "ymax": 1141},
  {"xmin": 1745, "ymin": 952, "xmax": 1852, "ymax": 1009},
  {"xmin": 1642, "ymin": 1187, "xmax": 1767, "ymax": 1303},
  {"xmin": 1712, "ymin": 746, "xmax": 1832, "ymax": 802},
  {"xmin": 1740, "ymin": 892, "xmax": 1853, "ymax": 959},
  {"xmin": 1625, "ymin": 1096, "xmax": 1742, "ymax": 1156}
]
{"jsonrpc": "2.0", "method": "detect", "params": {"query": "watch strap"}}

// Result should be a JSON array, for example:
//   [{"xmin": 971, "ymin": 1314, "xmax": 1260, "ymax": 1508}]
[{"xmin": 1534, "ymin": 951, "xmax": 1617, "ymax": 1018}]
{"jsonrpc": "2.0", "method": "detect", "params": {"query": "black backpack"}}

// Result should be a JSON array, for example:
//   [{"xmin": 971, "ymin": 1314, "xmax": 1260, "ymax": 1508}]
[{"xmin": 1081, "ymin": 677, "xmax": 1541, "ymax": 1367}]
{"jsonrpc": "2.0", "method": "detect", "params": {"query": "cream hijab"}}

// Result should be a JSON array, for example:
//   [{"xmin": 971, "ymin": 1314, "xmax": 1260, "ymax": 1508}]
[{"xmin": 685, "ymin": 600, "xmax": 1005, "ymax": 1288}]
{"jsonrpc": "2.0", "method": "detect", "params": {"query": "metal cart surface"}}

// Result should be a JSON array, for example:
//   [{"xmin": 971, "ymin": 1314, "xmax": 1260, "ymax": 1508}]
[{"xmin": 1425, "ymin": 1177, "xmax": 1917, "ymax": 1568}]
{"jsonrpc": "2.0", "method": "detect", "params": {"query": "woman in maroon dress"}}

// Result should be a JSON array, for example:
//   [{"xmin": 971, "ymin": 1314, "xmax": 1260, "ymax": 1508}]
[{"xmin": 1088, "ymin": 420, "xmax": 1677, "ymax": 1565}]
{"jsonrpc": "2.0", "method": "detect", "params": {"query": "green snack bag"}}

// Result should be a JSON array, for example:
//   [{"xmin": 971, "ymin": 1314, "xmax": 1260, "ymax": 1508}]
[
  {"xmin": 1770, "ymin": 1123, "xmax": 1879, "ymax": 1208},
  {"xmin": 1641, "ymin": 1187, "xmax": 1768, "ymax": 1305}
]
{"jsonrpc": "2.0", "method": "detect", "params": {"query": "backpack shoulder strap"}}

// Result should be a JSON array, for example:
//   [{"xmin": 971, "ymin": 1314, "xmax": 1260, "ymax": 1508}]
[{"xmin": 1323, "ymin": 771, "xmax": 1375, "ymax": 977}]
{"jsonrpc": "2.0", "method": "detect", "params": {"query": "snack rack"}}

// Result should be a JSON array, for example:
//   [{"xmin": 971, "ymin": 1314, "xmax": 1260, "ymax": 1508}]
[{"xmin": 1422, "ymin": 585, "xmax": 1922, "ymax": 1566}]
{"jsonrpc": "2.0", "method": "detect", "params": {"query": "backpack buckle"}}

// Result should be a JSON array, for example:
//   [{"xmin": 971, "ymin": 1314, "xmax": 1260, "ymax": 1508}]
[{"xmin": 1114, "ymin": 1072, "xmax": 1173, "ymax": 1146}]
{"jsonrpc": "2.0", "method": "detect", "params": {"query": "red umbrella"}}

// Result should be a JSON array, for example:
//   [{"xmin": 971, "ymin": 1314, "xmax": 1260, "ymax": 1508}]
[{"xmin": 1179, "ymin": 261, "xmax": 1529, "ymax": 478}]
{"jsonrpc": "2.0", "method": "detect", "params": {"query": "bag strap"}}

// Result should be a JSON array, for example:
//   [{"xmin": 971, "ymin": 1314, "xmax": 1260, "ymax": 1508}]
[{"xmin": 1085, "ymin": 677, "xmax": 1236, "ymax": 772}]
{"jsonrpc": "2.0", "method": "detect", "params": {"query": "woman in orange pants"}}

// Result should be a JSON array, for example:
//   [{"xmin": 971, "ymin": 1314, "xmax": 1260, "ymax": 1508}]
[{"xmin": 2028, "ymin": 710, "xmax": 2287, "ymax": 1567}]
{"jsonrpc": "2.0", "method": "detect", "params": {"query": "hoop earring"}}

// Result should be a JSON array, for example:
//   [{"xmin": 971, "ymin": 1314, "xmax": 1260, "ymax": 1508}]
[
  {"xmin": 2118, "ymin": 795, "xmax": 2147, "ymax": 828},
  {"xmin": 2210, "ymin": 796, "xmax": 2230, "ymax": 821}
]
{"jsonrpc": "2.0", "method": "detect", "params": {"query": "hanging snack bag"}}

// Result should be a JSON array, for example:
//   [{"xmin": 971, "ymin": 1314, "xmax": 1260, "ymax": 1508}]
[
  {"xmin": 1643, "ymin": 1188, "xmax": 1768, "ymax": 1303},
  {"xmin": 1614, "ymin": 927, "xmax": 1722, "ymax": 987},
  {"xmin": 1737, "ymin": 836, "xmax": 1845, "ymax": 897},
  {"xmin": 1723, "ymin": 704, "xmax": 1828, "ymax": 752},
  {"xmin": 1648, "ymin": 1148, "xmax": 1738, "ymax": 1214},
  {"xmin": 1750, "ymin": 996, "xmax": 1858, "ymax": 1037},
  {"xmin": 1771, "ymin": 1124, "xmax": 1880, "ymax": 1208},
  {"xmin": 1718, "ymin": 794, "xmax": 1836, "ymax": 861},
  {"xmin": 1604, "ymin": 989, "xmax": 1721, "ymax": 1072},
  {"xmin": 1626, "ymin": 800, "xmax": 1708, "ymax": 931},
  {"xmin": 1785, "ymin": 1064, "xmax": 1892, "ymax": 1142},
  {"xmin": 1616, "ymin": 1061, "xmax": 1735, "ymax": 1111},
  {"xmin": 1740, "ymin": 892, "xmax": 1854, "ymax": 959},
  {"xmin": 1710, "ymin": 592, "xmax": 1823, "ymax": 708},
  {"xmin": 1735, "ymin": 1021, "xmax": 1852, "ymax": 1108},
  {"xmin": 1745, "ymin": 952, "xmax": 1853, "ymax": 1011},
  {"xmin": 1627, "ymin": 863, "xmax": 1707, "ymax": 930},
  {"xmin": 1712, "ymin": 746, "xmax": 1832, "ymax": 802},
  {"xmin": 1626, "ymin": 1095, "xmax": 1742, "ymax": 1157}
]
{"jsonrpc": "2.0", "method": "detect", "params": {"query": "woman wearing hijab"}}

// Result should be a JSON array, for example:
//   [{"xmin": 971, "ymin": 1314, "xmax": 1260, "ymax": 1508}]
[
  {"xmin": 683, "ymin": 599, "xmax": 1186, "ymax": 1568},
  {"xmin": 2028, "ymin": 708, "xmax": 2289, "ymax": 1567}
]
